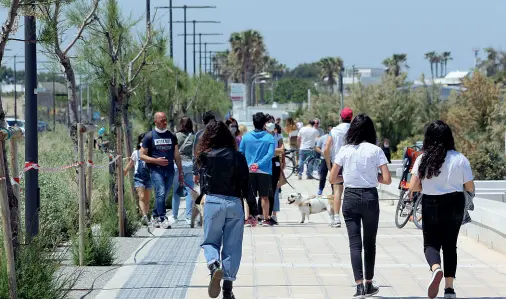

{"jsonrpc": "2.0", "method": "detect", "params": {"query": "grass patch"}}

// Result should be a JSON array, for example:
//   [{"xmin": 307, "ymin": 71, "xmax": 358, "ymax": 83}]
[
  {"xmin": 71, "ymin": 228, "xmax": 115, "ymax": 266},
  {"xmin": 0, "ymin": 232, "xmax": 81, "ymax": 299}
]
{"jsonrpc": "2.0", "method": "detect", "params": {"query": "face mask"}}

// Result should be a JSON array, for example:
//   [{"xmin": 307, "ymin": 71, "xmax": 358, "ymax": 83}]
[
  {"xmin": 230, "ymin": 127, "xmax": 237, "ymax": 135},
  {"xmin": 139, "ymin": 143, "xmax": 142, "ymax": 147},
  {"xmin": 155, "ymin": 127, "xmax": 168, "ymax": 133},
  {"xmin": 384, "ymin": 143, "xmax": 389, "ymax": 148},
  {"xmin": 266, "ymin": 123, "xmax": 275, "ymax": 132}
]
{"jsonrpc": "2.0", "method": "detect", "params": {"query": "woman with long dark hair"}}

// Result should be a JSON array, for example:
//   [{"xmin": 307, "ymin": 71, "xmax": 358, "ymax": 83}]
[
  {"xmin": 409, "ymin": 120, "xmax": 474, "ymax": 299},
  {"xmin": 225, "ymin": 117, "xmax": 241, "ymax": 147},
  {"xmin": 196, "ymin": 120, "xmax": 249, "ymax": 299},
  {"xmin": 124, "ymin": 132, "xmax": 152, "ymax": 226},
  {"xmin": 329, "ymin": 114, "xmax": 391, "ymax": 298},
  {"xmin": 170, "ymin": 116, "xmax": 196, "ymax": 225}
]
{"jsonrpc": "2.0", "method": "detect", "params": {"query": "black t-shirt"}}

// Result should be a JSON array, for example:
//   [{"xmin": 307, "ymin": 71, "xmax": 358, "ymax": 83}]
[{"xmin": 142, "ymin": 129, "xmax": 178, "ymax": 171}]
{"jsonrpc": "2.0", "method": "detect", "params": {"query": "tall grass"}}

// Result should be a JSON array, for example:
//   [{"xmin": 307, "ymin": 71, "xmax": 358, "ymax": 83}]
[{"xmin": 0, "ymin": 231, "xmax": 81, "ymax": 299}]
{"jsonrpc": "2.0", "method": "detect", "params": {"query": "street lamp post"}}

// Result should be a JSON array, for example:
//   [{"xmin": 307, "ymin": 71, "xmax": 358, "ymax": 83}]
[
  {"xmin": 179, "ymin": 32, "xmax": 222, "ymax": 75},
  {"xmin": 245, "ymin": 72, "xmax": 270, "ymax": 120}
]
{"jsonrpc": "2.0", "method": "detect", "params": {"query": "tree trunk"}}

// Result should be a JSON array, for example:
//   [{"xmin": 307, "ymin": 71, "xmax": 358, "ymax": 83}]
[
  {"xmin": 108, "ymin": 80, "xmax": 122, "ymax": 204},
  {"xmin": 121, "ymin": 93, "xmax": 137, "ymax": 207},
  {"xmin": 60, "ymin": 58, "xmax": 79, "ymax": 153},
  {"xmin": 0, "ymin": 96, "xmax": 19, "ymax": 254},
  {"xmin": 430, "ymin": 63, "xmax": 434, "ymax": 78},
  {"xmin": 145, "ymin": 86, "xmax": 153, "ymax": 130},
  {"xmin": 260, "ymin": 83, "xmax": 265, "ymax": 105}
]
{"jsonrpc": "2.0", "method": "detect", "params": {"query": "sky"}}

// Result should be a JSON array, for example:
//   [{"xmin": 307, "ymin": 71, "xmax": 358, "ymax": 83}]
[{"xmin": 2, "ymin": 0, "xmax": 506, "ymax": 79}]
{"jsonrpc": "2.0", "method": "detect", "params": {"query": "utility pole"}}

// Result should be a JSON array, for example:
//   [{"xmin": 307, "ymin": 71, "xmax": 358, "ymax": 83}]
[
  {"xmin": 156, "ymin": 5, "xmax": 216, "ymax": 73},
  {"xmin": 339, "ymin": 69, "xmax": 344, "ymax": 111},
  {"xmin": 146, "ymin": 0, "xmax": 153, "ymax": 126},
  {"xmin": 169, "ymin": 0, "xmax": 173, "ymax": 58},
  {"xmin": 175, "ymin": 21, "xmax": 220, "ymax": 75},
  {"xmin": 13, "ymin": 55, "xmax": 17, "ymax": 121},
  {"xmin": 25, "ymin": 0, "xmax": 39, "ymax": 240},
  {"xmin": 179, "ymin": 32, "xmax": 222, "ymax": 76},
  {"xmin": 53, "ymin": 72, "xmax": 56, "ymax": 130},
  {"xmin": 190, "ymin": 43, "xmax": 225, "ymax": 75}
]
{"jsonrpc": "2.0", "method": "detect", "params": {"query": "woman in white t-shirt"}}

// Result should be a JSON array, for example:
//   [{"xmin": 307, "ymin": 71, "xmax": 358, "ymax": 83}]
[
  {"xmin": 409, "ymin": 120, "xmax": 474, "ymax": 299},
  {"xmin": 329, "ymin": 114, "xmax": 391, "ymax": 298},
  {"xmin": 124, "ymin": 132, "xmax": 152, "ymax": 225}
]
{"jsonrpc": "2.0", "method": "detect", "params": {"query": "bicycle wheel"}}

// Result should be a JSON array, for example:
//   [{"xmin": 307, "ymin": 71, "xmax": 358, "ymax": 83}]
[
  {"xmin": 283, "ymin": 156, "xmax": 295, "ymax": 179},
  {"xmin": 310, "ymin": 158, "xmax": 322, "ymax": 181},
  {"xmin": 395, "ymin": 190, "xmax": 411, "ymax": 229},
  {"xmin": 413, "ymin": 194, "xmax": 423, "ymax": 230}
]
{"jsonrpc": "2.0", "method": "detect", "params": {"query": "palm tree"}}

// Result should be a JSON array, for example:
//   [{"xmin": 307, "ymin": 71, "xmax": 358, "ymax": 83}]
[
  {"xmin": 382, "ymin": 54, "xmax": 408, "ymax": 77},
  {"xmin": 434, "ymin": 55, "xmax": 441, "ymax": 78},
  {"xmin": 229, "ymin": 30, "xmax": 267, "ymax": 106},
  {"xmin": 424, "ymin": 51, "xmax": 436, "ymax": 78},
  {"xmin": 212, "ymin": 50, "xmax": 232, "ymax": 88},
  {"xmin": 442, "ymin": 51, "xmax": 452, "ymax": 76},
  {"xmin": 318, "ymin": 56, "xmax": 343, "ymax": 93}
]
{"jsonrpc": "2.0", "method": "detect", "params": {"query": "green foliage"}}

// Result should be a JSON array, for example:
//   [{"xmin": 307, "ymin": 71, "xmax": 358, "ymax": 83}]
[
  {"xmin": 467, "ymin": 146, "xmax": 506, "ymax": 180},
  {"xmin": 318, "ymin": 57, "xmax": 344, "ymax": 93},
  {"xmin": 0, "ymin": 232, "xmax": 80, "ymax": 299},
  {"xmin": 264, "ymin": 77, "xmax": 316, "ymax": 104},
  {"xmin": 391, "ymin": 135, "xmax": 424, "ymax": 160},
  {"xmin": 71, "ymin": 228, "xmax": 115, "ymax": 266},
  {"xmin": 94, "ymin": 191, "xmax": 140, "ymax": 238},
  {"xmin": 286, "ymin": 62, "xmax": 321, "ymax": 80}
]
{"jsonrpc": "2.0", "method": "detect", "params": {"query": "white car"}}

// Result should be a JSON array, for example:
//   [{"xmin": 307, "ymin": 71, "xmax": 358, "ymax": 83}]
[{"xmin": 5, "ymin": 118, "xmax": 25, "ymax": 135}]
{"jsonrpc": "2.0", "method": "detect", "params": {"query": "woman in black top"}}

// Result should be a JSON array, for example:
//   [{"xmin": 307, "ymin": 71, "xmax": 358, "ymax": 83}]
[{"xmin": 196, "ymin": 120, "xmax": 249, "ymax": 299}]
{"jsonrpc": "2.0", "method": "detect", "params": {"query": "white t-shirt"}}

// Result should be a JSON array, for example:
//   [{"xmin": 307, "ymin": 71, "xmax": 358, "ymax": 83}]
[
  {"xmin": 330, "ymin": 123, "xmax": 350, "ymax": 161},
  {"xmin": 411, "ymin": 150, "xmax": 474, "ymax": 195},
  {"xmin": 297, "ymin": 126, "xmax": 320, "ymax": 150},
  {"xmin": 130, "ymin": 150, "xmax": 140, "ymax": 175},
  {"xmin": 334, "ymin": 142, "xmax": 389, "ymax": 188}
]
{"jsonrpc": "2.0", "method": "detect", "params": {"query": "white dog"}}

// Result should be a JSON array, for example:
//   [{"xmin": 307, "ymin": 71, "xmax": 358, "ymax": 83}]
[{"xmin": 287, "ymin": 192, "xmax": 335, "ymax": 224}]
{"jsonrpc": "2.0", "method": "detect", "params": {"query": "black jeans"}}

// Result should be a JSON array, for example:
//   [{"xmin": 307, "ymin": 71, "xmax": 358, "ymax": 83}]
[
  {"xmin": 318, "ymin": 160, "xmax": 334, "ymax": 192},
  {"xmin": 342, "ymin": 188, "xmax": 380, "ymax": 281},
  {"xmin": 422, "ymin": 192, "xmax": 465, "ymax": 278},
  {"xmin": 258, "ymin": 157, "xmax": 280, "ymax": 216}
]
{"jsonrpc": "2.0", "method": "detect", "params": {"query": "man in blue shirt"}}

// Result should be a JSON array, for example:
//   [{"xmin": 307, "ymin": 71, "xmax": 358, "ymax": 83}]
[
  {"xmin": 140, "ymin": 112, "xmax": 183, "ymax": 229},
  {"xmin": 240, "ymin": 112, "xmax": 276, "ymax": 226}
]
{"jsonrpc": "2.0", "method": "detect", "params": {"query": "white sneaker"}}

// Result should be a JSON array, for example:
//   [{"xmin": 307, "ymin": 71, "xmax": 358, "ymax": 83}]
[
  {"xmin": 185, "ymin": 218, "xmax": 192, "ymax": 225},
  {"xmin": 151, "ymin": 218, "xmax": 160, "ymax": 228},
  {"xmin": 161, "ymin": 218, "xmax": 172, "ymax": 229},
  {"xmin": 167, "ymin": 215, "xmax": 177, "ymax": 224},
  {"xmin": 331, "ymin": 217, "xmax": 341, "ymax": 228}
]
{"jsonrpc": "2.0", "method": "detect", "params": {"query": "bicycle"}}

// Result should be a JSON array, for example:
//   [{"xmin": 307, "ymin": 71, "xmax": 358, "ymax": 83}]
[
  {"xmin": 283, "ymin": 148, "xmax": 321, "ymax": 180},
  {"xmin": 395, "ymin": 190, "xmax": 423, "ymax": 229},
  {"xmin": 395, "ymin": 145, "xmax": 423, "ymax": 229}
]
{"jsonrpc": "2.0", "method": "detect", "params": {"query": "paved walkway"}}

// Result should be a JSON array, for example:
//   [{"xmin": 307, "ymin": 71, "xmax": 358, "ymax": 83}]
[{"xmin": 96, "ymin": 178, "xmax": 506, "ymax": 299}]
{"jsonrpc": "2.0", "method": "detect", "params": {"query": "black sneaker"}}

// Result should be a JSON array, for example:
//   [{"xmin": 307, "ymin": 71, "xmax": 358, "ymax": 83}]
[
  {"xmin": 262, "ymin": 218, "xmax": 275, "ymax": 227},
  {"xmin": 444, "ymin": 288, "xmax": 457, "ymax": 298},
  {"xmin": 208, "ymin": 261, "xmax": 223, "ymax": 298},
  {"xmin": 365, "ymin": 281, "xmax": 379, "ymax": 296},
  {"xmin": 353, "ymin": 284, "xmax": 365, "ymax": 299},
  {"xmin": 222, "ymin": 280, "xmax": 235, "ymax": 299},
  {"xmin": 427, "ymin": 267, "xmax": 443, "ymax": 299}
]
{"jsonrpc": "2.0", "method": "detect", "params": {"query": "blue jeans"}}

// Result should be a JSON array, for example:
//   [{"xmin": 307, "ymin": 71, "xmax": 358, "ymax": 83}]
[
  {"xmin": 151, "ymin": 167, "xmax": 174, "ymax": 221},
  {"xmin": 201, "ymin": 194, "xmax": 245, "ymax": 281},
  {"xmin": 273, "ymin": 187, "xmax": 280, "ymax": 212},
  {"xmin": 298, "ymin": 149, "xmax": 313, "ymax": 177},
  {"xmin": 172, "ymin": 165, "xmax": 194, "ymax": 219}
]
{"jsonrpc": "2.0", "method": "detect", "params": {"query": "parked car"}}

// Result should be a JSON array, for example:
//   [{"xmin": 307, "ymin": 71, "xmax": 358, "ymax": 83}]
[
  {"xmin": 5, "ymin": 118, "xmax": 25, "ymax": 135},
  {"xmin": 37, "ymin": 121, "xmax": 51, "ymax": 132}
]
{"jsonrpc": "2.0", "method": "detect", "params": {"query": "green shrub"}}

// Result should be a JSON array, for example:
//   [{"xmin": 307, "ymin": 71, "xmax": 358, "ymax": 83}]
[
  {"xmin": 467, "ymin": 147, "xmax": 506, "ymax": 180},
  {"xmin": 94, "ymin": 193, "xmax": 140, "ymax": 238},
  {"xmin": 71, "ymin": 228, "xmax": 115, "ymax": 266},
  {"xmin": 391, "ymin": 135, "xmax": 423, "ymax": 160},
  {"xmin": 0, "ymin": 232, "xmax": 80, "ymax": 299}
]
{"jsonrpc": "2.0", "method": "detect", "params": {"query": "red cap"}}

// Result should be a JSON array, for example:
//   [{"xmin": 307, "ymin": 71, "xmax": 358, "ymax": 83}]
[{"xmin": 340, "ymin": 107, "xmax": 353, "ymax": 121}]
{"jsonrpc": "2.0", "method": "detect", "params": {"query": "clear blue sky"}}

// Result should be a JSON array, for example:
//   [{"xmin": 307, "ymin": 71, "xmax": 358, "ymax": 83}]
[{"xmin": 2, "ymin": 0, "xmax": 506, "ymax": 79}]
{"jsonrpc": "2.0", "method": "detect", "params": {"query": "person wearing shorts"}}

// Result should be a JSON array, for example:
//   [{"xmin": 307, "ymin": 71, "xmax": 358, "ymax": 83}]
[
  {"xmin": 240, "ymin": 112, "xmax": 276, "ymax": 227},
  {"xmin": 124, "ymin": 132, "xmax": 152, "ymax": 226}
]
